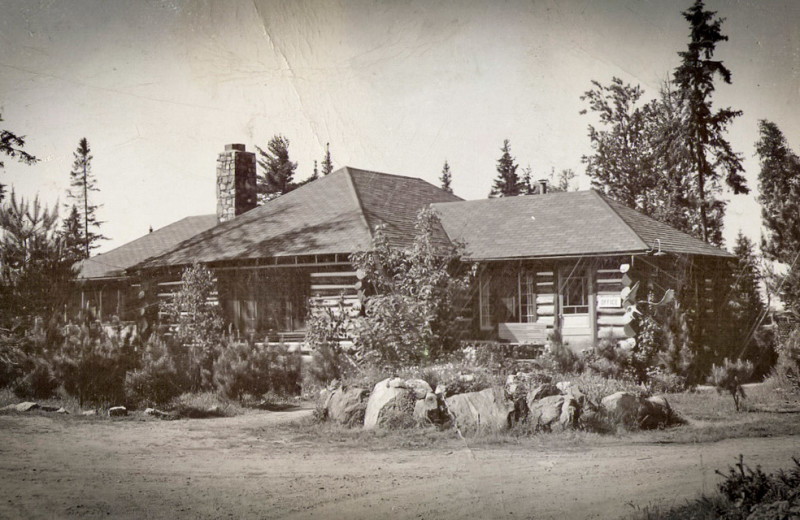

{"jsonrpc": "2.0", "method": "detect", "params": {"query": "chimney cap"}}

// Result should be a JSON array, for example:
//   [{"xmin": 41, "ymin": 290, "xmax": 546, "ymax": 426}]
[{"xmin": 225, "ymin": 143, "xmax": 246, "ymax": 152}]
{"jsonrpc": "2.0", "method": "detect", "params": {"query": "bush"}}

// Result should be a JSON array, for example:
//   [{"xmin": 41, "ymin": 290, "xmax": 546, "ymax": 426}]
[
  {"xmin": 772, "ymin": 326, "xmax": 800, "ymax": 392},
  {"xmin": 12, "ymin": 355, "xmax": 58, "ymax": 399},
  {"xmin": 213, "ymin": 339, "xmax": 301, "ymax": 401},
  {"xmin": 125, "ymin": 335, "xmax": 185, "ymax": 407},
  {"xmin": 349, "ymin": 208, "xmax": 475, "ymax": 367},
  {"xmin": 709, "ymin": 358, "xmax": 754, "ymax": 412},
  {"xmin": 52, "ymin": 322, "xmax": 135, "ymax": 407},
  {"xmin": 717, "ymin": 455, "xmax": 800, "ymax": 517},
  {"xmin": 305, "ymin": 301, "xmax": 361, "ymax": 386},
  {"xmin": 168, "ymin": 392, "xmax": 238, "ymax": 418},
  {"xmin": 537, "ymin": 332, "xmax": 584, "ymax": 375}
]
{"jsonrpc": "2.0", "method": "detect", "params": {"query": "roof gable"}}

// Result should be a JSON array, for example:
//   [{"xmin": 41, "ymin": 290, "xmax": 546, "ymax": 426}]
[
  {"xmin": 78, "ymin": 215, "xmax": 217, "ymax": 280},
  {"xmin": 432, "ymin": 190, "xmax": 731, "ymax": 260},
  {"xmin": 136, "ymin": 167, "xmax": 459, "ymax": 269}
]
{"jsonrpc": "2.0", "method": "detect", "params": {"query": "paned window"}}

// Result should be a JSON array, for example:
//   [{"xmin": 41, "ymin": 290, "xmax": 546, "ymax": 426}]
[{"xmin": 562, "ymin": 274, "xmax": 589, "ymax": 314}]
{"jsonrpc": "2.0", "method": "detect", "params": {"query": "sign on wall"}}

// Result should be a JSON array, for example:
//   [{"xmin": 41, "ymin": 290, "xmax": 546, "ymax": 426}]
[{"xmin": 597, "ymin": 295, "xmax": 622, "ymax": 308}]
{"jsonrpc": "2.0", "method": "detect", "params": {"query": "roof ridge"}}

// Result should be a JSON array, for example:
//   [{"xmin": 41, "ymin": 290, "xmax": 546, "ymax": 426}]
[
  {"xmin": 589, "ymin": 190, "xmax": 650, "ymax": 251},
  {"xmin": 342, "ymin": 166, "xmax": 374, "ymax": 243}
]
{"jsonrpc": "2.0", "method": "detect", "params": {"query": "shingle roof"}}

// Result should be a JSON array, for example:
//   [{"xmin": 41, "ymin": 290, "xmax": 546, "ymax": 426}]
[
  {"xmin": 137, "ymin": 167, "xmax": 460, "ymax": 269},
  {"xmin": 78, "ymin": 215, "xmax": 217, "ymax": 280},
  {"xmin": 432, "ymin": 189, "xmax": 732, "ymax": 260}
]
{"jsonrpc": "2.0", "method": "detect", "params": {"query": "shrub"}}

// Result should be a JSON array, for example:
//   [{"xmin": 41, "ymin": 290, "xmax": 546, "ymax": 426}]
[
  {"xmin": 349, "ymin": 208, "xmax": 475, "ymax": 367},
  {"xmin": 772, "ymin": 326, "xmax": 800, "ymax": 392},
  {"xmin": 168, "ymin": 392, "xmax": 237, "ymax": 418},
  {"xmin": 213, "ymin": 339, "xmax": 301, "ymax": 401},
  {"xmin": 52, "ymin": 322, "xmax": 134, "ymax": 406},
  {"xmin": 537, "ymin": 332, "xmax": 584, "ymax": 375},
  {"xmin": 305, "ymin": 300, "xmax": 361, "ymax": 386},
  {"xmin": 160, "ymin": 263, "xmax": 225, "ymax": 392},
  {"xmin": 12, "ymin": 355, "xmax": 58, "ymax": 399},
  {"xmin": 125, "ymin": 335, "xmax": 185, "ymax": 407},
  {"xmin": 717, "ymin": 455, "xmax": 800, "ymax": 516},
  {"xmin": 709, "ymin": 358, "xmax": 754, "ymax": 412}
]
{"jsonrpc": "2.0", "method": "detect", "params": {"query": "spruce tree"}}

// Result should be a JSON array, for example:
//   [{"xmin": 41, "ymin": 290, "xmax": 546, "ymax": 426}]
[
  {"xmin": 439, "ymin": 160, "xmax": 453, "ymax": 193},
  {"xmin": 67, "ymin": 138, "xmax": 105, "ymax": 258},
  {"xmin": 321, "ymin": 142, "xmax": 333, "ymax": 176},
  {"xmin": 489, "ymin": 140, "xmax": 522, "ymax": 197},
  {"xmin": 756, "ymin": 120, "xmax": 800, "ymax": 320},
  {"xmin": 61, "ymin": 205, "xmax": 85, "ymax": 265},
  {"xmin": 672, "ymin": 0, "xmax": 747, "ymax": 244},
  {"xmin": 256, "ymin": 134, "xmax": 298, "ymax": 202}
]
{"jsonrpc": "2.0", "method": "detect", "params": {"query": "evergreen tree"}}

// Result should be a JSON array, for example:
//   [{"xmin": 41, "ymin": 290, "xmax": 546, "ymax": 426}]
[
  {"xmin": 0, "ymin": 191, "xmax": 75, "ymax": 327},
  {"xmin": 67, "ymin": 138, "xmax": 105, "ymax": 258},
  {"xmin": 321, "ymin": 142, "xmax": 333, "ymax": 176},
  {"xmin": 581, "ymin": 78, "xmax": 662, "ymax": 212},
  {"xmin": 256, "ymin": 134, "xmax": 298, "ymax": 202},
  {"xmin": 489, "ymin": 139, "xmax": 522, "ymax": 197},
  {"xmin": 439, "ymin": 160, "xmax": 453, "ymax": 193},
  {"xmin": 312, "ymin": 160, "xmax": 319, "ymax": 181},
  {"xmin": 0, "ymin": 112, "xmax": 37, "ymax": 202},
  {"xmin": 61, "ymin": 205, "xmax": 85, "ymax": 266},
  {"xmin": 729, "ymin": 232, "xmax": 766, "ymax": 350},
  {"xmin": 756, "ymin": 120, "xmax": 800, "ymax": 320},
  {"xmin": 520, "ymin": 166, "xmax": 534, "ymax": 194},
  {"xmin": 672, "ymin": 0, "xmax": 748, "ymax": 244}
]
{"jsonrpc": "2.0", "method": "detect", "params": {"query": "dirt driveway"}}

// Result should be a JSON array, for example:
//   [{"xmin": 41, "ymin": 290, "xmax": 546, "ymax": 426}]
[{"xmin": 0, "ymin": 410, "xmax": 797, "ymax": 519}]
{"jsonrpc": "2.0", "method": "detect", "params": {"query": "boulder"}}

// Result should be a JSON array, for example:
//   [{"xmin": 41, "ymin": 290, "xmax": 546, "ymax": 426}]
[
  {"xmin": 404, "ymin": 379, "xmax": 433, "ymax": 400},
  {"xmin": 640, "ymin": 396, "xmax": 674, "ymax": 429},
  {"xmin": 600, "ymin": 391, "xmax": 640, "ymax": 427},
  {"xmin": 56, "ymin": 407, "xmax": 68, "ymax": 414},
  {"xmin": 444, "ymin": 388, "xmax": 513, "ymax": 431},
  {"xmin": 413, "ymin": 392, "xmax": 439, "ymax": 424},
  {"xmin": 556, "ymin": 381, "xmax": 572, "ymax": 393},
  {"xmin": 108, "ymin": 406, "xmax": 127, "ymax": 417},
  {"xmin": 144, "ymin": 408, "xmax": 170, "ymax": 419},
  {"xmin": 387, "ymin": 377, "xmax": 405, "ymax": 389},
  {"xmin": 600, "ymin": 392, "xmax": 676, "ymax": 430},
  {"xmin": 81, "ymin": 409, "xmax": 97, "ymax": 416},
  {"xmin": 364, "ymin": 379, "xmax": 413, "ymax": 429},
  {"xmin": 528, "ymin": 394, "xmax": 581, "ymax": 431},
  {"xmin": 15, "ymin": 402, "xmax": 39, "ymax": 412},
  {"xmin": 327, "ymin": 387, "xmax": 369, "ymax": 427},
  {"xmin": 528, "ymin": 395, "xmax": 565, "ymax": 430},
  {"xmin": 527, "ymin": 383, "xmax": 561, "ymax": 405},
  {"xmin": 434, "ymin": 384, "xmax": 447, "ymax": 396}
]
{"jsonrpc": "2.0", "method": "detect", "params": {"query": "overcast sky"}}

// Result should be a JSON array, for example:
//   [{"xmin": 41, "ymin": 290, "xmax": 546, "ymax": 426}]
[{"xmin": 1, "ymin": 0, "xmax": 798, "ymax": 254}]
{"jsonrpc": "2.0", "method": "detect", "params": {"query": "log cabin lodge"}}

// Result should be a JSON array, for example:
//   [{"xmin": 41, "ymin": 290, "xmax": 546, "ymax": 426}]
[{"xmin": 77, "ymin": 144, "xmax": 733, "ymax": 351}]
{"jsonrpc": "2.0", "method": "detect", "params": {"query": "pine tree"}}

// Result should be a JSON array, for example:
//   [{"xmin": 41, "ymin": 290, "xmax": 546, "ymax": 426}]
[
  {"xmin": 312, "ymin": 160, "xmax": 319, "ymax": 181},
  {"xmin": 67, "ymin": 138, "xmax": 105, "ymax": 258},
  {"xmin": 756, "ymin": 120, "xmax": 800, "ymax": 320},
  {"xmin": 321, "ymin": 142, "xmax": 333, "ymax": 176},
  {"xmin": 729, "ymin": 232, "xmax": 766, "ymax": 347},
  {"xmin": 489, "ymin": 140, "xmax": 522, "ymax": 197},
  {"xmin": 0, "ymin": 112, "xmax": 37, "ymax": 202},
  {"xmin": 256, "ymin": 134, "xmax": 298, "ymax": 202},
  {"xmin": 0, "ymin": 191, "xmax": 75, "ymax": 327},
  {"xmin": 439, "ymin": 160, "xmax": 453, "ymax": 193},
  {"xmin": 672, "ymin": 0, "xmax": 748, "ymax": 244},
  {"xmin": 61, "ymin": 205, "xmax": 85, "ymax": 266}
]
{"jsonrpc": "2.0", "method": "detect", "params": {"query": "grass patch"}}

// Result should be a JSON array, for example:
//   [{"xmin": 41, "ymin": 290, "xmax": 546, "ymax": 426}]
[{"xmin": 168, "ymin": 392, "xmax": 243, "ymax": 419}]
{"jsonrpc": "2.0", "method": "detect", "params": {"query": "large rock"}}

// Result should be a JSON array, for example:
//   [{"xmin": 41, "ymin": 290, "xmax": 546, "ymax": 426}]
[
  {"xmin": 15, "ymin": 402, "xmax": 39, "ymax": 412},
  {"xmin": 527, "ymin": 383, "xmax": 561, "ymax": 406},
  {"xmin": 364, "ymin": 379, "xmax": 413, "ymax": 429},
  {"xmin": 445, "ymin": 388, "xmax": 513, "ymax": 431},
  {"xmin": 108, "ymin": 406, "xmax": 127, "ymax": 417},
  {"xmin": 327, "ymin": 387, "xmax": 369, "ymax": 427},
  {"xmin": 414, "ymin": 392, "xmax": 446, "ymax": 424},
  {"xmin": 404, "ymin": 379, "xmax": 433, "ymax": 400},
  {"xmin": 640, "ymin": 396, "xmax": 674, "ymax": 429},
  {"xmin": 528, "ymin": 395, "xmax": 581, "ymax": 431},
  {"xmin": 600, "ymin": 392, "xmax": 676, "ymax": 430}
]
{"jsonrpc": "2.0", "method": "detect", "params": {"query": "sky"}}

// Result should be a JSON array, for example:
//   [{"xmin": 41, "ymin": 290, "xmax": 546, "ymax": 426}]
[{"xmin": 0, "ymin": 0, "xmax": 798, "ymax": 254}]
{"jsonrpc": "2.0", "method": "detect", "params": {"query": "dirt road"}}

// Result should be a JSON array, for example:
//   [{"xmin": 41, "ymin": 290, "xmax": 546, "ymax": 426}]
[{"xmin": 0, "ymin": 410, "xmax": 797, "ymax": 519}]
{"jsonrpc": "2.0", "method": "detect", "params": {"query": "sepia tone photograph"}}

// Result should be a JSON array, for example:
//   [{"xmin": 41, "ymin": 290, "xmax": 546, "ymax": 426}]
[{"xmin": 1, "ymin": 0, "xmax": 799, "ymax": 518}]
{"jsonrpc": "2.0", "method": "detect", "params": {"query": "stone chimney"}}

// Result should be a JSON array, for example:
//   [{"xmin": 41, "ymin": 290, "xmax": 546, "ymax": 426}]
[
  {"xmin": 216, "ymin": 144, "xmax": 257, "ymax": 223},
  {"xmin": 536, "ymin": 179, "xmax": 548, "ymax": 195}
]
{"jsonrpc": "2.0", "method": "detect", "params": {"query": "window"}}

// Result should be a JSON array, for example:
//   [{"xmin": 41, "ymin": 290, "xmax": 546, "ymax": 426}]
[
  {"xmin": 562, "ymin": 274, "xmax": 589, "ymax": 314},
  {"xmin": 520, "ymin": 271, "xmax": 537, "ymax": 323},
  {"xmin": 479, "ymin": 272, "xmax": 492, "ymax": 329}
]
